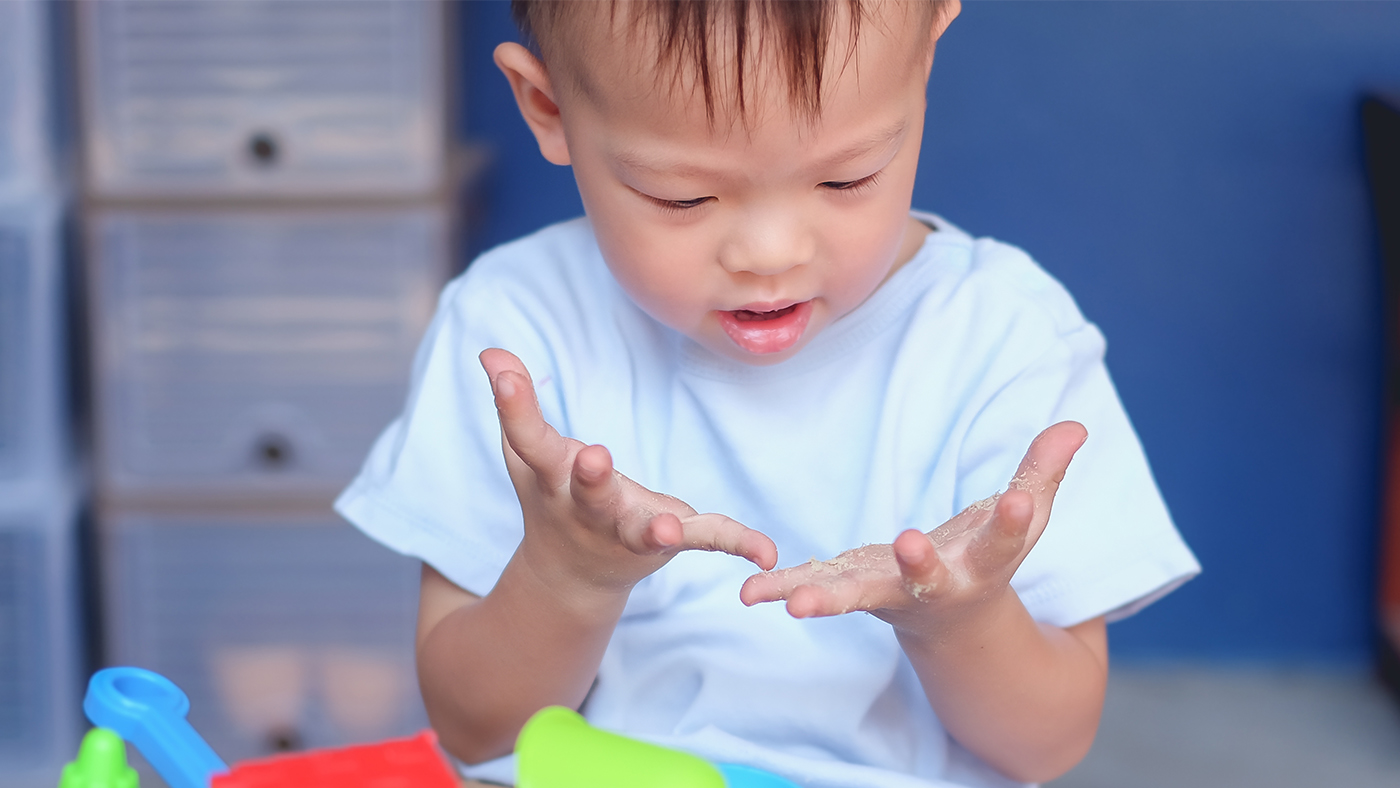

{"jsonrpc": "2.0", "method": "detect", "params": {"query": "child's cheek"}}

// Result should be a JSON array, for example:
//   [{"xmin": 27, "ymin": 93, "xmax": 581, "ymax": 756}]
[
  {"xmin": 600, "ymin": 247, "xmax": 704, "ymax": 332},
  {"xmin": 830, "ymin": 218, "xmax": 906, "ymax": 311}
]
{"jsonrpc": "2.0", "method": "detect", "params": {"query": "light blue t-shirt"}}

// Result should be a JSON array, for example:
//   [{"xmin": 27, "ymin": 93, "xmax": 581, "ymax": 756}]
[{"xmin": 336, "ymin": 213, "xmax": 1200, "ymax": 788}]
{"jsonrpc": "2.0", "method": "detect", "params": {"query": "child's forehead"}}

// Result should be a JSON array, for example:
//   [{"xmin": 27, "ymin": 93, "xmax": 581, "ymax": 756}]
[{"xmin": 541, "ymin": 1, "xmax": 938, "ymax": 127}]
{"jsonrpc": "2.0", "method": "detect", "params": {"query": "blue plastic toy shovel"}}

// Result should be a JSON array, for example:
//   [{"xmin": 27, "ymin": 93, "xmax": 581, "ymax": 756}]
[{"xmin": 84, "ymin": 667, "xmax": 229, "ymax": 788}]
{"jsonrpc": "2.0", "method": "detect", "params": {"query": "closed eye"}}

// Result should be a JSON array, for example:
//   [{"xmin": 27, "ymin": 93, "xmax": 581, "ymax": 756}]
[
  {"xmin": 646, "ymin": 194, "xmax": 714, "ymax": 214},
  {"xmin": 821, "ymin": 172, "xmax": 882, "ymax": 194}
]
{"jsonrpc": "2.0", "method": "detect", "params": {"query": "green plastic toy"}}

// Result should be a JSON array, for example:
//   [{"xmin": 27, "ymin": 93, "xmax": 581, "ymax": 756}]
[
  {"xmin": 515, "ymin": 706, "xmax": 802, "ymax": 788},
  {"xmin": 58, "ymin": 728, "xmax": 139, "ymax": 788},
  {"xmin": 517, "ymin": 706, "xmax": 726, "ymax": 788}
]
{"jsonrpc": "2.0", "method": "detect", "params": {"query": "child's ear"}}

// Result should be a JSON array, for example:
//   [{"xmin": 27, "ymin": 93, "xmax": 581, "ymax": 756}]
[
  {"xmin": 925, "ymin": 0, "xmax": 961, "ymax": 75},
  {"xmin": 495, "ymin": 42, "xmax": 570, "ymax": 166}
]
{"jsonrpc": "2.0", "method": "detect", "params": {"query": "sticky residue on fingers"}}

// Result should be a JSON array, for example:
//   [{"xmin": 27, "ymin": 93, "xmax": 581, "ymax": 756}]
[
  {"xmin": 929, "ymin": 501, "xmax": 991, "ymax": 548},
  {"xmin": 906, "ymin": 579, "xmax": 935, "ymax": 602},
  {"xmin": 789, "ymin": 545, "xmax": 900, "ymax": 614},
  {"xmin": 817, "ymin": 544, "xmax": 895, "ymax": 574},
  {"xmin": 1008, "ymin": 459, "xmax": 1047, "ymax": 493},
  {"xmin": 966, "ymin": 494, "xmax": 999, "ymax": 514}
]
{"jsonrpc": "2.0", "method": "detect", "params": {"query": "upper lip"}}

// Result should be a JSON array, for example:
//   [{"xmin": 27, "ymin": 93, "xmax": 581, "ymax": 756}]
[{"xmin": 728, "ymin": 299, "xmax": 807, "ymax": 313}]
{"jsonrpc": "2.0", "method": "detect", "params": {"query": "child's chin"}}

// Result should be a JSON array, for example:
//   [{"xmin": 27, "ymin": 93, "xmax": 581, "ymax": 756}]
[{"xmin": 710, "ymin": 335, "xmax": 811, "ymax": 366}]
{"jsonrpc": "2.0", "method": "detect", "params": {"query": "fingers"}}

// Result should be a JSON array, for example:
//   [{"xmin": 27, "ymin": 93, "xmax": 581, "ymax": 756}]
[
  {"xmin": 740, "ymin": 564, "xmax": 803, "ymax": 606},
  {"xmin": 480, "ymin": 349, "xmax": 569, "ymax": 487},
  {"xmin": 478, "ymin": 346, "xmax": 527, "ymax": 381},
  {"xmin": 740, "ymin": 567, "xmax": 870, "ymax": 617},
  {"xmin": 740, "ymin": 544, "xmax": 902, "ymax": 614},
  {"xmin": 636, "ymin": 512, "xmax": 683, "ymax": 552},
  {"xmin": 570, "ymin": 444, "xmax": 618, "ymax": 512},
  {"xmin": 673, "ymin": 513, "xmax": 779, "ymax": 571},
  {"xmin": 616, "ymin": 511, "xmax": 778, "ymax": 572},
  {"xmin": 785, "ymin": 581, "xmax": 865, "ymax": 619},
  {"xmin": 894, "ymin": 529, "xmax": 952, "ymax": 602},
  {"xmin": 965, "ymin": 490, "xmax": 1033, "ymax": 577},
  {"xmin": 995, "ymin": 420, "xmax": 1087, "ymax": 556},
  {"xmin": 1008, "ymin": 420, "xmax": 1088, "ymax": 500}
]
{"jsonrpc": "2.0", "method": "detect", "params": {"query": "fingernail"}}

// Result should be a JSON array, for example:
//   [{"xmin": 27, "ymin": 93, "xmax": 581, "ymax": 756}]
[{"xmin": 495, "ymin": 375, "xmax": 516, "ymax": 398}]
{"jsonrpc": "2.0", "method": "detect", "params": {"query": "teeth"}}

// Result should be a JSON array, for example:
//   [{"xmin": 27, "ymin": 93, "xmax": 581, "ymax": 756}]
[{"xmin": 734, "ymin": 305, "xmax": 796, "ymax": 321}]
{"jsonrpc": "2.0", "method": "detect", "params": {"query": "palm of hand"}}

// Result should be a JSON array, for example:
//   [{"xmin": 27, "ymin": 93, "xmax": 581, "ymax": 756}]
[{"xmin": 739, "ymin": 422, "xmax": 1087, "ymax": 633}]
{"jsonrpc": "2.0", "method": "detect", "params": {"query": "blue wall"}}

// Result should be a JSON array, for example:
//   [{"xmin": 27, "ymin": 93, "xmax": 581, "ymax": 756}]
[{"xmin": 459, "ymin": 1, "xmax": 1400, "ymax": 663}]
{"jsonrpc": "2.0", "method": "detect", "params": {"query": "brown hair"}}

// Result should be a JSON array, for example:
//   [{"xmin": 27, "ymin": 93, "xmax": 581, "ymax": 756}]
[{"xmin": 511, "ymin": 0, "xmax": 944, "ymax": 122}]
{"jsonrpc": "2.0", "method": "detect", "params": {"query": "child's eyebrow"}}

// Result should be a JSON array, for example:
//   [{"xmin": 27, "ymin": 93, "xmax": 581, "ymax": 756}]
[
  {"xmin": 614, "ymin": 120, "xmax": 907, "ymax": 180},
  {"xmin": 818, "ymin": 121, "xmax": 908, "ymax": 169}
]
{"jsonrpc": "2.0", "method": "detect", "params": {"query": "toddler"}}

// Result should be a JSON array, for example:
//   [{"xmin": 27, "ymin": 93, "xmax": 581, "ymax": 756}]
[{"xmin": 336, "ymin": 1, "xmax": 1200, "ymax": 786}]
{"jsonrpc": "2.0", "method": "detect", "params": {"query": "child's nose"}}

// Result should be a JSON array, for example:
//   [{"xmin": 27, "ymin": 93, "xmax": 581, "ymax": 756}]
[{"xmin": 718, "ymin": 208, "xmax": 815, "ymax": 277}]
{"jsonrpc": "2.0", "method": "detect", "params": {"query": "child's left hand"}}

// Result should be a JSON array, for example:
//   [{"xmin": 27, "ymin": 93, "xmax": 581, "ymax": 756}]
[{"xmin": 739, "ymin": 422, "xmax": 1087, "ymax": 637}]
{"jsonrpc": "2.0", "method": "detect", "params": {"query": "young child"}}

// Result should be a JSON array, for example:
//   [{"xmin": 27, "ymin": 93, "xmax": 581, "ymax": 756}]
[{"xmin": 335, "ymin": 1, "xmax": 1200, "ymax": 786}]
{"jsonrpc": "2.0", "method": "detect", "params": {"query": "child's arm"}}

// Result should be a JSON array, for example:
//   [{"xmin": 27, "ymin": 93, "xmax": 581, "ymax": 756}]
[
  {"xmin": 741, "ymin": 422, "xmax": 1106, "ymax": 784},
  {"xmin": 417, "ymin": 349, "xmax": 778, "ymax": 765}
]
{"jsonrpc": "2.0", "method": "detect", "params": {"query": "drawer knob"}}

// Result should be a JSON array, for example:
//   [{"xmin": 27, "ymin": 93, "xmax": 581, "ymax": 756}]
[
  {"xmin": 247, "ymin": 132, "xmax": 280, "ymax": 166},
  {"xmin": 254, "ymin": 433, "xmax": 293, "ymax": 469}
]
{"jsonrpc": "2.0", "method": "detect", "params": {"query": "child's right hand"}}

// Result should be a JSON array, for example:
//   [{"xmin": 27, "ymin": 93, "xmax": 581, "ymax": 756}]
[{"xmin": 480, "ymin": 349, "xmax": 779, "ymax": 597}]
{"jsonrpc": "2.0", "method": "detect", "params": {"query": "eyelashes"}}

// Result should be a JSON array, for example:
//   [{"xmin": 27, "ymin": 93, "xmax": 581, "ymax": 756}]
[
  {"xmin": 820, "ymin": 171, "xmax": 882, "ymax": 195},
  {"xmin": 648, "ymin": 195, "xmax": 715, "ymax": 215},
  {"xmin": 643, "ymin": 170, "xmax": 884, "ymax": 215}
]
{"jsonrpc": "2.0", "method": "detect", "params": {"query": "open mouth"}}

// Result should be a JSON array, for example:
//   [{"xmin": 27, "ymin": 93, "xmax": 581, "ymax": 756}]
[
  {"xmin": 731, "ymin": 304, "xmax": 800, "ymax": 322},
  {"xmin": 716, "ymin": 301, "xmax": 813, "ymax": 355}
]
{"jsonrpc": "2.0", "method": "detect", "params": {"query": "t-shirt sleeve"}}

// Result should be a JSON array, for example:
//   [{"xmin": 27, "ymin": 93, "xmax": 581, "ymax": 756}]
[
  {"xmin": 333, "ymin": 265, "xmax": 568, "ymax": 597},
  {"xmin": 951, "ymin": 249, "xmax": 1200, "ymax": 628}
]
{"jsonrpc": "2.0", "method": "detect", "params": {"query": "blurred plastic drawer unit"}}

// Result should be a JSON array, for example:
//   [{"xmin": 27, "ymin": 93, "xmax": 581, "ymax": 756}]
[
  {"xmin": 76, "ymin": 0, "xmax": 446, "ymax": 198},
  {"xmin": 0, "ymin": 478, "xmax": 83, "ymax": 788},
  {"xmin": 0, "ymin": 193, "xmax": 68, "ymax": 482},
  {"xmin": 0, "ymin": 0, "xmax": 53, "ymax": 190},
  {"xmin": 100, "ymin": 512, "xmax": 426, "ymax": 765},
  {"xmin": 87, "ymin": 206, "xmax": 446, "ymax": 504}
]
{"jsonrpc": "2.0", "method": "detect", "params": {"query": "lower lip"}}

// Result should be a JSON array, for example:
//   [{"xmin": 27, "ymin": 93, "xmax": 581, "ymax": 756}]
[{"xmin": 715, "ymin": 301, "xmax": 813, "ymax": 355}]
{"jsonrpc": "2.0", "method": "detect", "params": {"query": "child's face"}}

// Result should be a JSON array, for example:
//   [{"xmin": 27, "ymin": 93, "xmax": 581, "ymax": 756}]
[{"xmin": 502, "ymin": 4, "xmax": 952, "ymax": 365}]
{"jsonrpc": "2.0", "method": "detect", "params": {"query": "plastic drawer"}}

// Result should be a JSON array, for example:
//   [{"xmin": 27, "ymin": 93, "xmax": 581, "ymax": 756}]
[
  {"xmin": 0, "ymin": 0, "xmax": 52, "ymax": 190},
  {"xmin": 0, "ymin": 480, "xmax": 83, "ymax": 788},
  {"xmin": 0, "ymin": 193, "xmax": 68, "ymax": 482},
  {"xmin": 77, "ymin": 0, "xmax": 445, "ymax": 198},
  {"xmin": 88, "ymin": 205, "xmax": 445, "ymax": 503},
  {"xmin": 101, "ymin": 512, "xmax": 426, "ymax": 767}
]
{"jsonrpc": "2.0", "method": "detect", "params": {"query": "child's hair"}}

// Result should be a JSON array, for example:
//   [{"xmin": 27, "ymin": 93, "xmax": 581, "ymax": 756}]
[{"xmin": 510, "ymin": 0, "xmax": 949, "ymax": 123}]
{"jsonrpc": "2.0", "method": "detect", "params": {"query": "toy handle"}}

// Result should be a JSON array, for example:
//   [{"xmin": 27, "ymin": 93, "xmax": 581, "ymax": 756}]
[{"xmin": 84, "ymin": 667, "xmax": 228, "ymax": 788}]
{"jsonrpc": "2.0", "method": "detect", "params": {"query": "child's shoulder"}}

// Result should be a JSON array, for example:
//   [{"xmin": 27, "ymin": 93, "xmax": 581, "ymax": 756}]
[
  {"xmin": 440, "ymin": 217, "xmax": 621, "ymax": 323},
  {"xmin": 456, "ymin": 217, "xmax": 602, "ymax": 293},
  {"xmin": 428, "ymin": 217, "xmax": 651, "ymax": 376},
  {"xmin": 917, "ymin": 212, "xmax": 1089, "ymax": 338}
]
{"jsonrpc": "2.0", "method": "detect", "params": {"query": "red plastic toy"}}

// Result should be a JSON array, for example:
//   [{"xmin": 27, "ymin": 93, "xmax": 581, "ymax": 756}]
[{"xmin": 210, "ymin": 731, "xmax": 458, "ymax": 788}]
